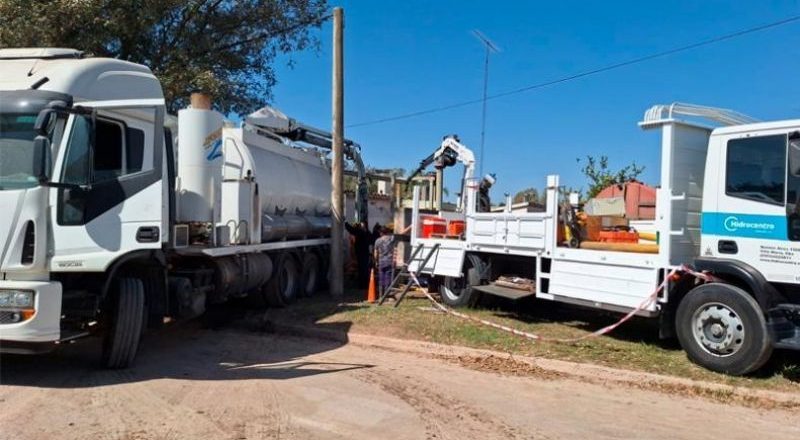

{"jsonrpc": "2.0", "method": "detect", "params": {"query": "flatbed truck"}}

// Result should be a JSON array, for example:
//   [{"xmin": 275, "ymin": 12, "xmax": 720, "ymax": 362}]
[{"xmin": 408, "ymin": 103, "xmax": 800, "ymax": 375}]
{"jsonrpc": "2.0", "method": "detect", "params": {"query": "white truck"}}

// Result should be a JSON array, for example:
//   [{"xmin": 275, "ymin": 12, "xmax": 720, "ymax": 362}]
[
  {"xmin": 0, "ymin": 48, "xmax": 365, "ymax": 368},
  {"xmin": 408, "ymin": 103, "xmax": 800, "ymax": 375}
]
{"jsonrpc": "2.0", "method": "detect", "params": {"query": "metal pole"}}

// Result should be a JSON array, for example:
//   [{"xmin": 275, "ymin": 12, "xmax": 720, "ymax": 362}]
[
  {"xmin": 479, "ymin": 46, "xmax": 489, "ymax": 179},
  {"xmin": 435, "ymin": 168, "xmax": 443, "ymax": 212},
  {"xmin": 472, "ymin": 29, "xmax": 499, "ymax": 180},
  {"xmin": 330, "ymin": 7, "xmax": 345, "ymax": 298}
]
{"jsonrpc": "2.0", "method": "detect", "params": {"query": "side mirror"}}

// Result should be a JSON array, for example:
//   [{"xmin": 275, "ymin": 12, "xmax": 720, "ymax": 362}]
[
  {"xmin": 32, "ymin": 135, "xmax": 52, "ymax": 182},
  {"xmin": 33, "ymin": 109, "xmax": 56, "ymax": 136}
]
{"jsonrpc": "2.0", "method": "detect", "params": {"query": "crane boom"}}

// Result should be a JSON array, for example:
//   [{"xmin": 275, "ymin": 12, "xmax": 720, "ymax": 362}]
[{"xmin": 407, "ymin": 135, "xmax": 477, "ymax": 211}]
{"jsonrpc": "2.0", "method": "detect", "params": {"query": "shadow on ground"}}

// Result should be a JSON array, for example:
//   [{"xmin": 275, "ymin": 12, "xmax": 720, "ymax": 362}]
[{"xmin": 0, "ymin": 306, "xmax": 369, "ymax": 389}]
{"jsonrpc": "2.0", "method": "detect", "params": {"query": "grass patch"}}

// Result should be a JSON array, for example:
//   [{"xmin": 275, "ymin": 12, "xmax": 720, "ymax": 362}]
[{"xmin": 269, "ymin": 289, "xmax": 800, "ymax": 393}]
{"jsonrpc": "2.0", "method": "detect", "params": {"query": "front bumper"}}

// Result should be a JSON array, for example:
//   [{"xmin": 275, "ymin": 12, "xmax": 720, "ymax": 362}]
[{"xmin": 0, "ymin": 280, "xmax": 61, "ymax": 352}]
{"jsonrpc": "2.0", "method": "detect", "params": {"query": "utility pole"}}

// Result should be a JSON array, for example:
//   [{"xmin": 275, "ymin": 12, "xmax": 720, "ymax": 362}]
[
  {"xmin": 330, "ymin": 7, "xmax": 345, "ymax": 298},
  {"xmin": 472, "ymin": 30, "xmax": 500, "ymax": 179}
]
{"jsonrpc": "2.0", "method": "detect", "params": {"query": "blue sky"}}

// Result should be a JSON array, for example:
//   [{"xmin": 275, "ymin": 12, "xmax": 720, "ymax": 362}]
[{"xmin": 270, "ymin": 0, "xmax": 800, "ymax": 200}]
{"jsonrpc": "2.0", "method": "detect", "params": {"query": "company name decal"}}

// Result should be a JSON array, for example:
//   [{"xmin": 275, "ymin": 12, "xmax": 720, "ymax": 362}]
[
  {"xmin": 723, "ymin": 216, "xmax": 776, "ymax": 233},
  {"xmin": 702, "ymin": 212, "xmax": 787, "ymax": 241}
]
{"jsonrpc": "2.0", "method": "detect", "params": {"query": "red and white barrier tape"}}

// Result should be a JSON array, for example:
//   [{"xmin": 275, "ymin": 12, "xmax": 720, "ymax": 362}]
[{"xmin": 410, "ymin": 264, "xmax": 715, "ymax": 343}]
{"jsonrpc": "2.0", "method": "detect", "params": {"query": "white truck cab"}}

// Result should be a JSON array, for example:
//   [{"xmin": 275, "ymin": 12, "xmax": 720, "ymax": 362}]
[{"xmin": 0, "ymin": 48, "xmax": 167, "ymax": 353}]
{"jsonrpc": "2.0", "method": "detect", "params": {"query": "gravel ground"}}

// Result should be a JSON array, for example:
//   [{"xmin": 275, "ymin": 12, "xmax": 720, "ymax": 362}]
[{"xmin": 1, "ymin": 321, "xmax": 798, "ymax": 440}]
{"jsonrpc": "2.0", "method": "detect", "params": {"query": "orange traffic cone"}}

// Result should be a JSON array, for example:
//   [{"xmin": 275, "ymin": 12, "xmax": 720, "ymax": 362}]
[{"xmin": 367, "ymin": 268, "xmax": 377, "ymax": 303}]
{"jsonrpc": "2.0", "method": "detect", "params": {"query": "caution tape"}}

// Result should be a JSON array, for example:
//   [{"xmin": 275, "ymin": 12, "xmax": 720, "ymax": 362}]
[{"xmin": 409, "ymin": 265, "xmax": 715, "ymax": 344}]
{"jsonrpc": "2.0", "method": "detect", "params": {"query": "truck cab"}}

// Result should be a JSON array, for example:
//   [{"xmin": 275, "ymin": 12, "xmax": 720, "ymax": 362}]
[
  {"xmin": 701, "ymin": 120, "xmax": 800, "ymax": 280},
  {"xmin": 0, "ymin": 48, "xmax": 167, "ymax": 355}
]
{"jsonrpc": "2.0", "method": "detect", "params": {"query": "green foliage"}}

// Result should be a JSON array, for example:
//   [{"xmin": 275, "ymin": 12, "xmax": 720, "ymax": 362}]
[
  {"xmin": 512, "ymin": 187, "xmax": 539, "ymax": 204},
  {"xmin": 0, "ymin": 0, "xmax": 329, "ymax": 114},
  {"xmin": 579, "ymin": 155, "xmax": 645, "ymax": 199}
]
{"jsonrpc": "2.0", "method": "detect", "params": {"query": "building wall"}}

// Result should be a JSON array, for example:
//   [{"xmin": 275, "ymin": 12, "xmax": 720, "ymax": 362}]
[{"xmin": 345, "ymin": 193, "xmax": 393, "ymax": 228}]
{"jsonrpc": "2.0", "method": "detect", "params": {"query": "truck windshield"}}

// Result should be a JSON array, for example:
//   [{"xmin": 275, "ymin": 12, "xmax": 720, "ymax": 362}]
[
  {"xmin": 0, "ymin": 113, "xmax": 41, "ymax": 190},
  {"xmin": 789, "ymin": 138, "xmax": 800, "ymax": 240}
]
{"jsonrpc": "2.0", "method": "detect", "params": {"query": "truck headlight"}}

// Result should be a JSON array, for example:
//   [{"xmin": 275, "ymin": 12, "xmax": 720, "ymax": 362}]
[{"xmin": 0, "ymin": 290, "xmax": 35, "ymax": 309}]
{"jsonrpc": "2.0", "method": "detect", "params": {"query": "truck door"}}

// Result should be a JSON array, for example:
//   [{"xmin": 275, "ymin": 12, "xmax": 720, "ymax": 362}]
[
  {"xmin": 50, "ymin": 106, "xmax": 165, "ymax": 271},
  {"xmin": 706, "ymin": 132, "xmax": 799, "ymax": 283}
]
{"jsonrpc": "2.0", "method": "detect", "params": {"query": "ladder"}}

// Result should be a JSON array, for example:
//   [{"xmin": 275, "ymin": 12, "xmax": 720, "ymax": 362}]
[{"xmin": 378, "ymin": 243, "xmax": 440, "ymax": 307}]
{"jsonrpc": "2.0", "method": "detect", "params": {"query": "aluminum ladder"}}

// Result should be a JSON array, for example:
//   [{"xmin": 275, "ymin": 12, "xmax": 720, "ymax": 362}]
[{"xmin": 378, "ymin": 243, "xmax": 440, "ymax": 307}]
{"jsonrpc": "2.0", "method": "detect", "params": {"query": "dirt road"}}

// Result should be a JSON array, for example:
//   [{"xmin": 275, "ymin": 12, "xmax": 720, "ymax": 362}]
[{"xmin": 1, "ymin": 322, "xmax": 798, "ymax": 440}]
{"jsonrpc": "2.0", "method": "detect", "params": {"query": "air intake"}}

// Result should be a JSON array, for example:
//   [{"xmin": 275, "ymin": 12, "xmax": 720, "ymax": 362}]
[{"xmin": 21, "ymin": 221, "xmax": 35, "ymax": 265}]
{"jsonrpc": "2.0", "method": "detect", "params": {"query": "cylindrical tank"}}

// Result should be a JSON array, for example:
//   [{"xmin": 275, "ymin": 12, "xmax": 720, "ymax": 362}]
[
  {"xmin": 261, "ymin": 214, "xmax": 289, "ymax": 242},
  {"xmin": 244, "ymin": 132, "xmax": 331, "ymax": 216},
  {"xmin": 177, "ymin": 108, "xmax": 224, "ymax": 223},
  {"xmin": 212, "ymin": 253, "xmax": 273, "ymax": 300}
]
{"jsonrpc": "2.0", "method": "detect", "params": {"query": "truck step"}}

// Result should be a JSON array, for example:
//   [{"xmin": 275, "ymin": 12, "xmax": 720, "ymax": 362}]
[{"xmin": 472, "ymin": 282, "xmax": 536, "ymax": 300}]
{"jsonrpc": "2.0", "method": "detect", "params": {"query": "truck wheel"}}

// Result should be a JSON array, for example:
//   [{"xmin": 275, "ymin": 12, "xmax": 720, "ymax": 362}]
[
  {"xmin": 676, "ymin": 283, "xmax": 772, "ymax": 375},
  {"xmin": 300, "ymin": 253, "xmax": 321, "ymax": 297},
  {"xmin": 264, "ymin": 253, "xmax": 300, "ymax": 307},
  {"xmin": 102, "ymin": 278, "xmax": 146, "ymax": 369},
  {"xmin": 440, "ymin": 258, "xmax": 481, "ymax": 307}
]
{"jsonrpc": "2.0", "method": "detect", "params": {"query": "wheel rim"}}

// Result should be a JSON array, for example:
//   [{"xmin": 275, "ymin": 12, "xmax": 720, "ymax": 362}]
[
  {"xmin": 305, "ymin": 264, "xmax": 317, "ymax": 293},
  {"xmin": 280, "ymin": 264, "xmax": 295, "ymax": 299},
  {"xmin": 691, "ymin": 302, "xmax": 745, "ymax": 357},
  {"xmin": 442, "ymin": 276, "xmax": 466, "ymax": 301}
]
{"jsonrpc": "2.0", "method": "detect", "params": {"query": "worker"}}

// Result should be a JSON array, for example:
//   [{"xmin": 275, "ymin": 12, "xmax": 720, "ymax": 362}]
[
  {"xmin": 373, "ymin": 225, "xmax": 395, "ymax": 295},
  {"xmin": 373, "ymin": 223, "xmax": 412, "ymax": 294},
  {"xmin": 345, "ymin": 221, "xmax": 373, "ymax": 288},
  {"xmin": 477, "ymin": 173, "xmax": 496, "ymax": 212}
]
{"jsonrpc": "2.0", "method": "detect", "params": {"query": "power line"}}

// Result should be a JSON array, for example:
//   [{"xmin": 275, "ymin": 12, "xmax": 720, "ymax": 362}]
[{"xmin": 347, "ymin": 14, "xmax": 800, "ymax": 129}]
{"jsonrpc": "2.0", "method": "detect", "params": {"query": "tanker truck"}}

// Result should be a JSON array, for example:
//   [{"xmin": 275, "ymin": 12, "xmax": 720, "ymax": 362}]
[{"xmin": 0, "ymin": 48, "xmax": 366, "ymax": 367}]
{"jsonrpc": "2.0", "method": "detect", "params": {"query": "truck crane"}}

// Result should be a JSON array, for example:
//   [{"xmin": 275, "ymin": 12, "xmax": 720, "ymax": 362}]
[
  {"xmin": 405, "ymin": 103, "xmax": 800, "ymax": 376},
  {"xmin": 406, "ymin": 135, "xmax": 494, "ymax": 212}
]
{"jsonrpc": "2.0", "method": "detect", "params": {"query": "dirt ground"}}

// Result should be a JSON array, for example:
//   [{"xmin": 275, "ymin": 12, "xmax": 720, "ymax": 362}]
[{"xmin": 1, "ymin": 322, "xmax": 799, "ymax": 440}]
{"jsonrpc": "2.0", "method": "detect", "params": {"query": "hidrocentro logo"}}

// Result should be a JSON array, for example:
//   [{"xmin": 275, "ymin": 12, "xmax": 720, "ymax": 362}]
[{"xmin": 723, "ymin": 216, "xmax": 775, "ymax": 233}]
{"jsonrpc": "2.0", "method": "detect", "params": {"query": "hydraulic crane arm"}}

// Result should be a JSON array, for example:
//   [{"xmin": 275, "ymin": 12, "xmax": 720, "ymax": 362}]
[
  {"xmin": 406, "ymin": 135, "xmax": 477, "ymax": 211},
  {"xmin": 407, "ymin": 135, "xmax": 476, "ymax": 183}
]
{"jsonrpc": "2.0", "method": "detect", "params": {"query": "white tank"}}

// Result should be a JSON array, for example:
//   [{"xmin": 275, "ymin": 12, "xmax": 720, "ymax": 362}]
[
  {"xmin": 177, "ymin": 108, "xmax": 224, "ymax": 223},
  {"xmin": 220, "ymin": 126, "xmax": 331, "ymax": 243},
  {"xmin": 224, "ymin": 127, "xmax": 331, "ymax": 216}
]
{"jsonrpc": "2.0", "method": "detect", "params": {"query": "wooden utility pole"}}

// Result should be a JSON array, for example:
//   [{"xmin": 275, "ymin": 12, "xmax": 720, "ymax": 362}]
[{"xmin": 330, "ymin": 7, "xmax": 345, "ymax": 298}]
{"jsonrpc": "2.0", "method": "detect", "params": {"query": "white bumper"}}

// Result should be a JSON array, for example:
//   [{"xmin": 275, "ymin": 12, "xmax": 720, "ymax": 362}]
[{"xmin": 0, "ymin": 280, "xmax": 62, "ymax": 346}]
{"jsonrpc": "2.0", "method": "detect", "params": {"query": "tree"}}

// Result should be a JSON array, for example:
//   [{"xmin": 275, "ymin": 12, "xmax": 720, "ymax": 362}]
[
  {"xmin": 0, "ymin": 0, "xmax": 329, "ymax": 114},
  {"xmin": 579, "ymin": 155, "xmax": 645, "ymax": 199},
  {"xmin": 512, "ymin": 187, "xmax": 539, "ymax": 204}
]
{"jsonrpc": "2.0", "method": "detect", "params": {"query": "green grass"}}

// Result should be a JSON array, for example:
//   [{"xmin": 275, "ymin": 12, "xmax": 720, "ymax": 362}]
[{"xmin": 270, "ymin": 289, "xmax": 800, "ymax": 393}]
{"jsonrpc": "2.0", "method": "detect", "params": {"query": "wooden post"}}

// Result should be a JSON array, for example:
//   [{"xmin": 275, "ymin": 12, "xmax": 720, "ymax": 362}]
[{"xmin": 330, "ymin": 7, "xmax": 345, "ymax": 298}]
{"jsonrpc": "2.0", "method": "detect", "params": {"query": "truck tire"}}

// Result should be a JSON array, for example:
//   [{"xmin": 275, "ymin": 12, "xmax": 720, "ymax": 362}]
[
  {"xmin": 440, "ymin": 258, "xmax": 481, "ymax": 307},
  {"xmin": 300, "ymin": 252, "xmax": 321, "ymax": 297},
  {"xmin": 264, "ymin": 253, "xmax": 300, "ymax": 307},
  {"xmin": 102, "ymin": 278, "xmax": 146, "ymax": 369},
  {"xmin": 676, "ymin": 283, "xmax": 773, "ymax": 375}
]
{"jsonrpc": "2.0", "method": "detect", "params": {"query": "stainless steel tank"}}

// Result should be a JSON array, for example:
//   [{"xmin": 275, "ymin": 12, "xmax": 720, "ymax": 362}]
[
  {"xmin": 242, "ymin": 127, "xmax": 330, "ymax": 216},
  {"xmin": 222, "ymin": 126, "xmax": 332, "ymax": 243}
]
